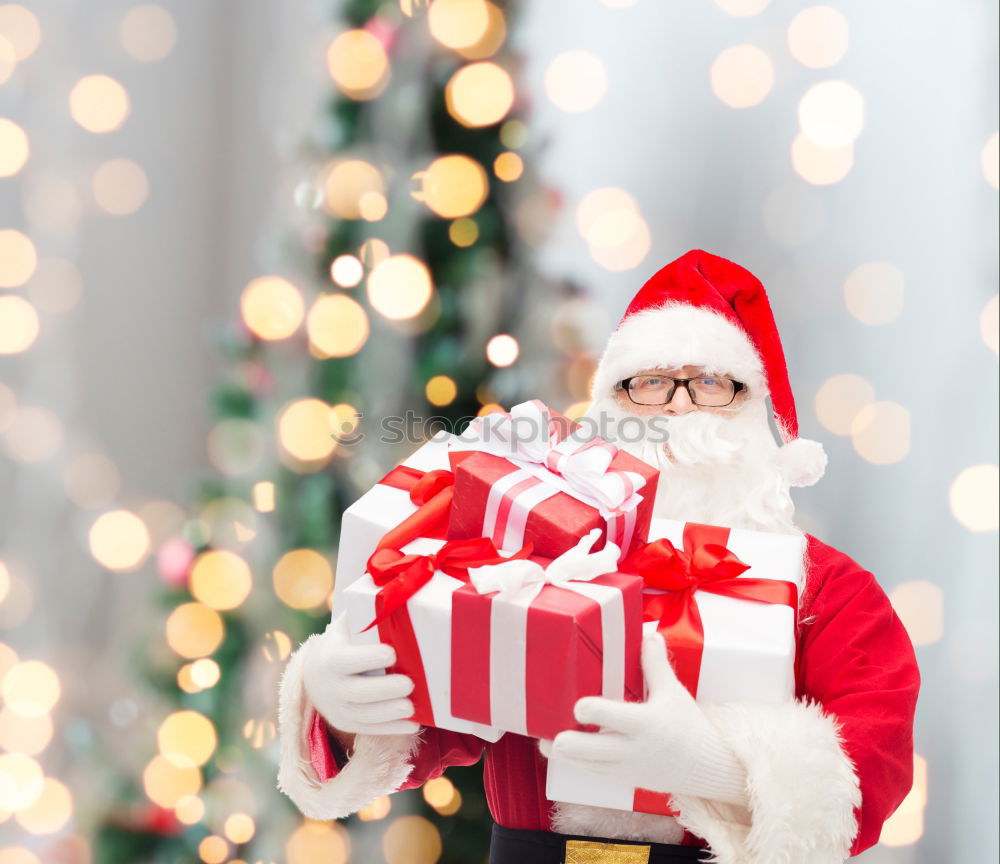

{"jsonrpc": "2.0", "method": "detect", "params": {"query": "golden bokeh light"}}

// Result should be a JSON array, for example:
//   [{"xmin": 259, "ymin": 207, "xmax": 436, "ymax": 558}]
[
  {"xmin": 477, "ymin": 402, "xmax": 504, "ymax": 416},
  {"xmin": 253, "ymin": 481, "xmax": 275, "ymax": 513},
  {"xmin": 788, "ymin": 6, "xmax": 849, "ymax": 69},
  {"xmin": 191, "ymin": 658, "xmax": 222, "ymax": 690},
  {"xmin": 798, "ymin": 80, "xmax": 864, "ymax": 148},
  {"xmin": 791, "ymin": 134, "xmax": 854, "ymax": 185},
  {"xmin": 359, "ymin": 191, "xmax": 388, "ymax": 221},
  {"xmin": 177, "ymin": 663, "xmax": 200, "ymax": 694},
  {"xmin": 425, "ymin": 375, "xmax": 458, "ymax": 406},
  {"xmin": 889, "ymin": 581, "xmax": 943, "ymax": 646},
  {"xmin": 0, "ymin": 753, "xmax": 43, "ymax": 811},
  {"xmin": 0, "ymin": 5, "xmax": 40, "ymax": 60},
  {"xmin": 241, "ymin": 276, "xmax": 305, "ymax": 341},
  {"xmin": 285, "ymin": 819, "xmax": 350, "ymax": 864},
  {"xmin": 589, "ymin": 216, "xmax": 651, "ymax": 271},
  {"xmin": 165, "ymin": 602, "xmax": 225, "ymax": 659},
  {"xmin": 427, "ymin": 0, "xmax": 489, "ymax": 49},
  {"xmin": 714, "ymin": 0, "xmax": 770, "ymax": 16},
  {"xmin": 358, "ymin": 794, "xmax": 392, "ymax": 820},
  {"xmin": 92, "ymin": 158, "xmax": 149, "ymax": 215},
  {"xmin": 277, "ymin": 398, "xmax": 339, "ymax": 463},
  {"xmin": 2, "ymin": 661, "xmax": 59, "ymax": 719},
  {"xmin": 262, "ymin": 630, "xmax": 292, "ymax": 662},
  {"xmin": 307, "ymin": 294, "xmax": 370, "ymax": 358},
  {"xmin": 949, "ymin": 464, "xmax": 999, "ymax": 533},
  {"xmin": 383, "ymin": 815, "xmax": 442, "ymax": 864},
  {"xmin": 158, "ymin": 710, "xmax": 217, "ymax": 768},
  {"xmin": 414, "ymin": 155, "xmax": 489, "ymax": 219},
  {"xmin": 563, "ymin": 400, "xmax": 592, "ymax": 422},
  {"xmin": 13, "ymin": 777, "xmax": 72, "ymax": 834},
  {"xmin": 331, "ymin": 254, "xmax": 364, "ymax": 288},
  {"xmin": 0, "ymin": 296, "xmax": 39, "ymax": 354},
  {"xmin": 0, "ymin": 850, "xmax": 41, "ymax": 864},
  {"xmin": 455, "ymin": 1, "xmax": 505, "ymax": 60},
  {"xmin": 199, "ymin": 496, "xmax": 258, "ymax": 546},
  {"xmin": 207, "ymin": 417, "xmax": 264, "ymax": 476},
  {"xmin": 120, "ymin": 4, "xmax": 177, "ymax": 62},
  {"xmin": 485, "ymin": 334, "xmax": 518, "ymax": 367},
  {"xmin": 449, "ymin": 217, "xmax": 479, "ymax": 247},
  {"xmin": 189, "ymin": 550, "xmax": 253, "ymax": 611},
  {"xmin": 446, "ymin": 62, "xmax": 514, "ymax": 127},
  {"xmin": 500, "ymin": 120, "xmax": 527, "ymax": 149},
  {"xmin": 69, "ymin": 74, "xmax": 130, "ymax": 134},
  {"xmin": 89, "ymin": 510, "xmax": 151, "ymax": 572},
  {"xmin": 64, "ymin": 451, "xmax": 120, "ymax": 509},
  {"xmin": 367, "ymin": 254, "xmax": 435, "ymax": 319},
  {"xmin": 843, "ymin": 261, "xmax": 904, "ymax": 325},
  {"xmin": 850, "ymin": 401, "xmax": 910, "ymax": 465},
  {"xmin": 241, "ymin": 716, "xmax": 277, "ymax": 749},
  {"xmin": 422, "ymin": 776, "xmax": 456, "ymax": 809},
  {"xmin": 814, "ymin": 374, "xmax": 875, "ymax": 436},
  {"xmin": 983, "ymin": 132, "xmax": 999, "ymax": 189},
  {"xmin": 224, "ymin": 812, "xmax": 255, "ymax": 843},
  {"xmin": 981, "ymin": 294, "xmax": 999, "ymax": 354},
  {"xmin": 494, "ymin": 151, "xmax": 523, "ymax": 182},
  {"xmin": 710, "ymin": 44, "xmax": 774, "ymax": 108},
  {"xmin": 323, "ymin": 159, "xmax": 385, "ymax": 220},
  {"xmin": 544, "ymin": 50, "xmax": 607, "ymax": 114},
  {"xmin": 26, "ymin": 257, "xmax": 84, "ymax": 315},
  {"xmin": 0, "ymin": 708, "xmax": 53, "ymax": 755},
  {"xmin": 174, "ymin": 794, "xmax": 205, "ymax": 824},
  {"xmin": 198, "ymin": 835, "xmax": 228, "ymax": 864},
  {"xmin": 273, "ymin": 549, "xmax": 334, "ymax": 610},
  {"xmin": 359, "ymin": 237, "xmax": 391, "ymax": 267},
  {"xmin": 0, "ymin": 229, "xmax": 37, "ymax": 287},
  {"xmin": 326, "ymin": 30, "xmax": 389, "ymax": 100},
  {"xmin": 0, "ymin": 118, "xmax": 28, "ymax": 177},
  {"xmin": 879, "ymin": 754, "xmax": 927, "ymax": 846}
]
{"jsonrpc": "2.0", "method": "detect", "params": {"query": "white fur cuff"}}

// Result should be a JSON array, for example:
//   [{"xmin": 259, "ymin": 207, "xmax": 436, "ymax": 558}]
[
  {"xmin": 276, "ymin": 634, "xmax": 421, "ymax": 820},
  {"xmin": 670, "ymin": 699, "xmax": 860, "ymax": 864}
]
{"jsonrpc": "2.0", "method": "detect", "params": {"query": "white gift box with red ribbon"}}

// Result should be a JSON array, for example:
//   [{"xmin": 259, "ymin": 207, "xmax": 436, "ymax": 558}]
[{"xmin": 546, "ymin": 517, "xmax": 806, "ymax": 815}]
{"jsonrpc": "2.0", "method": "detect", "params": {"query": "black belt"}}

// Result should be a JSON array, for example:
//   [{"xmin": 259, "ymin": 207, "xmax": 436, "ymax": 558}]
[{"xmin": 490, "ymin": 824, "xmax": 710, "ymax": 864}]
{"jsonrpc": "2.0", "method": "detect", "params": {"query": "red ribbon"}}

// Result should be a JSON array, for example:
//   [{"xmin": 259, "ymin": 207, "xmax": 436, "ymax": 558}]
[
  {"xmin": 629, "ymin": 523, "xmax": 798, "ymax": 697},
  {"xmin": 375, "ymin": 465, "xmax": 455, "ymax": 550}
]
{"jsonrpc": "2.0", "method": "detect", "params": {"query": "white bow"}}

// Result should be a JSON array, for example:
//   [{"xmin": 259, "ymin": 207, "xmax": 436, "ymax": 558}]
[{"xmin": 468, "ymin": 529, "xmax": 621, "ymax": 602}]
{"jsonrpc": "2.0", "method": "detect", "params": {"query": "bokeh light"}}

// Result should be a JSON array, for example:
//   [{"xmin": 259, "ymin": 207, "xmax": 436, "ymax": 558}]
[
  {"xmin": 0, "ymin": 37, "xmax": 15, "ymax": 86},
  {"xmin": 425, "ymin": 375, "xmax": 458, "ymax": 407},
  {"xmin": 414, "ymin": 155, "xmax": 488, "ymax": 218},
  {"xmin": 189, "ymin": 550, "xmax": 253, "ymax": 611},
  {"xmin": 225, "ymin": 812, "xmax": 255, "ymax": 843},
  {"xmin": 165, "ymin": 602, "xmax": 225, "ymax": 659},
  {"xmin": 798, "ymin": 80, "xmax": 864, "ymax": 147},
  {"xmin": 0, "ymin": 850, "xmax": 41, "ymax": 864},
  {"xmin": 879, "ymin": 754, "xmax": 927, "ymax": 846},
  {"xmin": 710, "ymin": 44, "xmax": 774, "ymax": 109},
  {"xmin": 843, "ymin": 261, "xmax": 904, "ymax": 325},
  {"xmin": 486, "ymin": 334, "xmax": 519, "ymax": 367},
  {"xmin": 143, "ymin": 754, "xmax": 202, "ymax": 808},
  {"xmin": 500, "ymin": 120, "xmax": 527, "ymax": 149},
  {"xmin": 788, "ymin": 6, "xmax": 849, "ymax": 69},
  {"xmin": 198, "ymin": 835, "xmax": 228, "ymax": 864},
  {"xmin": 427, "ymin": 0, "xmax": 489, "ymax": 50},
  {"xmin": 331, "ymin": 254, "xmax": 364, "ymax": 288},
  {"xmin": 383, "ymin": 815, "xmax": 442, "ymax": 864},
  {"xmin": 92, "ymin": 158, "xmax": 149, "ymax": 215},
  {"xmin": 0, "ymin": 5, "xmax": 40, "ymax": 60},
  {"xmin": 190, "ymin": 658, "xmax": 221, "ymax": 689},
  {"xmin": 814, "ymin": 374, "xmax": 875, "ymax": 436},
  {"xmin": 0, "ymin": 118, "xmax": 28, "ymax": 176},
  {"xmin": 174, "ymin": 794, "xmax": 205, "ymax": 824},
  {"xmin": 273, "ymin": 549, "xmax": 334, "ymax": 610},
  {"xmin": 449, "ymin": 217, "xmax": 479, "ymax": 247},
  {"xmin": 949, "ymin": 464, "xmax": 999, "ymax": 533},
  {"xmin": 446, "ymin": 62, "xmax": 514, "ymax": 127},
  {"xmin": 358, "ymin": 794, "xmax": 392, "ymax": 821},
  {"xmin": 158, "ymin": 711, "xmax": 217, "ymax": 768},
  {"xmin": 253, "ymin": 480, "xmax": 275, "ymax": 513},
  {"xmin": 120, "ymin": 4, "xmax": 177, "ymax": 62},
  {"xmin": 207, "ymin": 417, "xmax": 265, "ymax": 476},
  {"xmin": 242, "ymin": 717, "xmax": 277, "ymax": 749},
  {"xmin": 981, "ymin": 294, "xmax": 998, "ymax": 354},
  {"xmin": 0, "ymin": 296, "xmax": 39, "ymax": 354},
  {"xmin": 89, "ymin": 510, "xmax": 151, "ymax": 572},
  {"xmin": 2, "ymin": 404, "xmax": 64, "ymax": 464},
  {"xmin": 575, "ymin": 186, "xmax": 651, "ymax": 271},
  {"xmin": 69, "ymin": 74, "xmax": 130, "ymax": 134},
  {"xmin": 889, "ymin": 581, "xmax": 943, "ymax": 646},
  {"xmin": 326, "ymin": 30, "xmax": 389, "ymax": 100},
  {"xmin": 367, "ymin": 254, "xmax": 435, "ymax": 319},
  {"xmin": 2, "ymin": 661, "xmax": 60, "ymax": 718},
  {"xmin": 285, "ymin": 819, "xmax": 350, "ymax": 864},
  {"xmin": 791, "ymin": 134, "xmax": 854, "ymax": 185},
  {"xmin": 494, "ymin": 151, "xmax": 523, "ymax": 182},
  {"xmin": 240, "ymin": 276, "xmax": 305, "ymax": 340},
  {"xmin": 13, "ymin": 777, "xmax": 73, "ymax": 834},
  {"xmin": 277, "ymin": 398, "xmax": 339, "ymax": 463},
  {"xmin": 307, "ymin": 294, "xmax": 369, "ymax": 358},
  {"xmin": 26, "ymin": 257, "xmax": 83, "ymax": 315},
  {"xmin": 0, "ymin": 229, "xmax": 36, "ymax": 287},
  {"xmin": 850, "ymin": 401, "xmax": 910, "ymax": 464},
  {"xmin": 454, "ymin": 1, "xmax": 505, "ymax": 60},
  {"xmin": 323, "ymin": 159, "xmax": 385, "ymax": 220},
  {"xmin": 983, "ymin": 132, "xmax": 999, "ymax": 190},
  {"xmin": 544, "ymin": 51, "xmax": 607, "ymax": 114},
  {"xmin": 422, "ymin": 776, "xmax": 457, "ymax": 809},
  {"xmin": 0, "ymin": 753, "xmax": 43, "ymax": 811},
  {"xmin": 714, "ymin": 0, "xmax": 770, "ymax": 16}
]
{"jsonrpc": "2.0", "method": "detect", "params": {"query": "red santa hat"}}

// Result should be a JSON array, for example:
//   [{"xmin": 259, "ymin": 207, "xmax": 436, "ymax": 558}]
[{"xmin": 591, "ymin": 249, "xmax": 827, "ymax": 487}]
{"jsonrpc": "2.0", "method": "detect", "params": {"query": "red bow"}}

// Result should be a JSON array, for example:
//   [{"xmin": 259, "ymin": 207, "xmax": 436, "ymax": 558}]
[
  {"xmin": 628, "ymin": 523, "xmax": 798, "ymax": 696},
  {"xmin": 363, "ymin": 537, "xmax": 532, "ymax": 631},
  {"xmin": 376, "ymin": 466, "xmax": 455, "ymax": 551}
]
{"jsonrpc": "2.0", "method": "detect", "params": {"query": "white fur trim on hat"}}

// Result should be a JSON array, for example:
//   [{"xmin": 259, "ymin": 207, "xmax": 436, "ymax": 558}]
[
  {"xmin": 670, "ymin": 698, "xmax": 860, "ymax": 864},
  {"xmin": 778, "ymin": 437, "xmax": 827, "ymax": 487},
  {"xmin": 276, "ymin": 634, "xmax": 421, "ymax": 820},
  {"xmin": 591, "ymin": 304, "xmax": 767, "ymax": 402}
]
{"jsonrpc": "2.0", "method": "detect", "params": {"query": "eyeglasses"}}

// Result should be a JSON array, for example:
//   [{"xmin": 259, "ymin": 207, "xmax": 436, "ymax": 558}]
[{"xmin": 618, "ymin": 374, "xmax": 746, "ymax": 407}]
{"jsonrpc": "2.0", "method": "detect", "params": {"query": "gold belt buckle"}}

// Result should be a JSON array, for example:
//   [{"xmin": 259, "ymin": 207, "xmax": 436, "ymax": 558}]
[{"xmin": 564, "ymin": 838, "xmax": 652, "ymax": 864}]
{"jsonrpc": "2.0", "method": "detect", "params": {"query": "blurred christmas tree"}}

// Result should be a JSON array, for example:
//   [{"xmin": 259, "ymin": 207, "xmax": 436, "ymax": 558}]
[{"xmin": 92, "ymin": 1, "xmax": 565, "ymax": 862}]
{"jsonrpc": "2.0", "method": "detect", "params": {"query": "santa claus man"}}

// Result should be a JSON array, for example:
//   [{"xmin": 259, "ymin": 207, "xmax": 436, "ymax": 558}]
[{"xmin": 276, "ymin": 250, "xmax": 920, "ymax": 864}]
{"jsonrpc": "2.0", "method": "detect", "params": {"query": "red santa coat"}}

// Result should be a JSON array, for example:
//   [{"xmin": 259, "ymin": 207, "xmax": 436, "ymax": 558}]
[{"xmin": 278, "ymin": 534, "xmax": 919, "ymax": 863}]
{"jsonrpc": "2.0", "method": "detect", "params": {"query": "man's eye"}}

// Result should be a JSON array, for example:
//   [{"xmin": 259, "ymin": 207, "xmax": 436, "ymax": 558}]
[
  {"xmin": 642, "ymin": 377, "xmax": 664, "ymax": 387},
  {"xmin": 698, "ymin": 378, "xmax": 721, "ymax": 388}
]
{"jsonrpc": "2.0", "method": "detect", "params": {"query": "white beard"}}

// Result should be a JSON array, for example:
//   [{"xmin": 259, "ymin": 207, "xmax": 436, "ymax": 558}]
[{"xmin": 585, "ymin": 396, "xmax": 801, "ymax": 536}]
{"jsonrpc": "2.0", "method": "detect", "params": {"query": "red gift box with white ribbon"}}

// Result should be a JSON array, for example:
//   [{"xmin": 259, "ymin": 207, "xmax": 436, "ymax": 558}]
[{"xmin": 447, "ymin": 400, "xmax": 658, "ymax": 562}]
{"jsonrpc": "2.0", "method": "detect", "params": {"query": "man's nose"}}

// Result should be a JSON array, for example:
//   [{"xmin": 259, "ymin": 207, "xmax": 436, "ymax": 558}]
[{"xmin": 662, "ymin": 384, "xmax": 698, "ymax": 415}]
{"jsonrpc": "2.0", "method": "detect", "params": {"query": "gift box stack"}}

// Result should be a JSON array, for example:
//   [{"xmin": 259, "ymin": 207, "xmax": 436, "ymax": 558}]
[{"xmin": 330, "ymin": 400, "xmax": 805, "ymax": 816}]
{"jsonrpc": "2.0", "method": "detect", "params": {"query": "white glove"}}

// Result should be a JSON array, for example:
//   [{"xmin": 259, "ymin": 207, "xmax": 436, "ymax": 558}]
[
  {"xmin": 546, "ymin": 632, "xmax": 749, "ymax": 806},
  {"xmin": 302, "ymin": 613, "xmax": 420, "ymax": 736}
]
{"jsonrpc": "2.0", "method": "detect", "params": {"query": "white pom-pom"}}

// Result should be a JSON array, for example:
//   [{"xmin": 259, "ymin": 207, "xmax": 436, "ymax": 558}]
[{"xmin": 779, "ymin": 438, "xmax": 827, "ymax": 487}]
